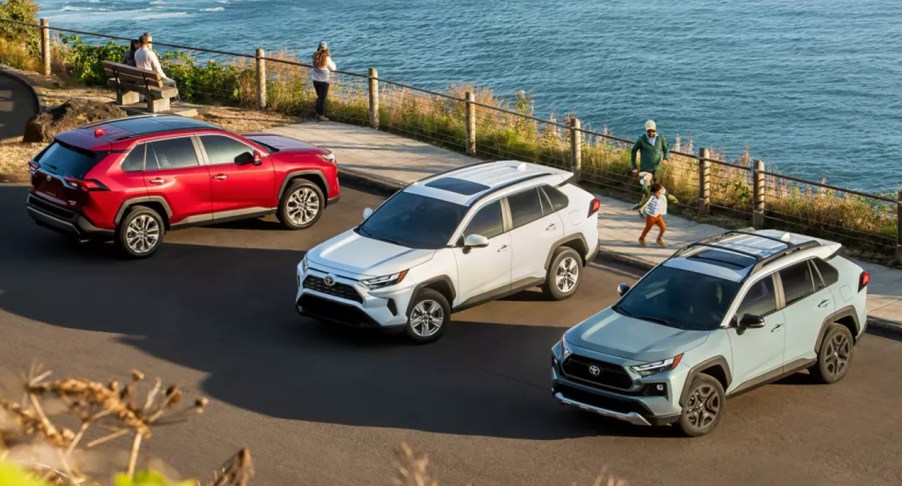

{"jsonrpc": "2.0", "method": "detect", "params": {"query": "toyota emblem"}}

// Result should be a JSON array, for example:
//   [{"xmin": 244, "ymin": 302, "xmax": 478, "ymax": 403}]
[
  {"xmin": 323, "ymin": 274, "xmax": 336, "ymax": 287},
  {"xmin": 46, "ymin": 174, "xmax": 52, "ymax": 182},
  {"xmin": 588, "ymin": 364, "xmax": 602, "ymax": 376}
]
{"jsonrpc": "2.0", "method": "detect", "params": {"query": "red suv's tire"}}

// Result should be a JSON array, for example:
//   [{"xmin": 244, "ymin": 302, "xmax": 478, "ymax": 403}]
[
  {"xmin": 278, "ymin": 179, "xmax": 324, "ymax": 230},
  {"xmin": 116, "ymin": 205, "xmax": 165, "ymax": 259}
]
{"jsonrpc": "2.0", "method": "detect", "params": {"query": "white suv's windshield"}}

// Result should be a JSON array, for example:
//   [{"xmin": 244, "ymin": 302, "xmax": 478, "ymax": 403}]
[
  {"xmin": 357, "ymin": 192, "xmax": 468, "ymax": 249},
  {"xmin": 614, "ymin": 266, "xmax": 741, "ymax": 331}
]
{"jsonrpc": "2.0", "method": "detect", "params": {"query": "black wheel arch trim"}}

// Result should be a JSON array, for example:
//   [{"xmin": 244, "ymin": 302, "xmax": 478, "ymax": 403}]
[
  {"xmin": 678, "ymin": 356, "xmax": 732, "ymax": 406},
  {"xmin": 544, "ymin": 234, "xmax": 590, "ymax": 270},
  {"xmin": 408, "ymin": 276, "xmax": 457, "ymax": 316},
  {"xmin": 114, "ymin": 197, "xmax": 173, "ymax": 225},
  {"xmin": 815, "ymin": 305, "xmax": 861, "ymax": 350},
  {"xmin": 278, "ymin": 170, "xmax": 329, "ymax": 200}
]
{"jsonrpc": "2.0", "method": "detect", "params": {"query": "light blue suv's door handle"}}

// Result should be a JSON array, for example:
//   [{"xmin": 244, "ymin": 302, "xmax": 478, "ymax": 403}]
[
  {"xmin": 771, "ymin": 323, "xmax": 784, "ymax": 333},
  {"xmin": 818, "ymin": 299, "xmax": 830, "ymax": 308}
]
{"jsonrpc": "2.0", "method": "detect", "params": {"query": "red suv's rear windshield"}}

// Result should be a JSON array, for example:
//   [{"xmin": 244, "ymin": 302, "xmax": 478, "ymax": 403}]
[{"xmin": 35, "ymin": 142, "xmax": 106, "ymax": 178}]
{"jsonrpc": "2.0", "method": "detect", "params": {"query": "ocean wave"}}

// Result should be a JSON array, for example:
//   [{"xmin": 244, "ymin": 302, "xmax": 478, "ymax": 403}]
[
  {"xmin": 200, "ymin": 7, "xmax": 225, "ymax": 12},
  {"xmin": 134, "ymin": 11, "xmax": 191, "ymax": 21}
]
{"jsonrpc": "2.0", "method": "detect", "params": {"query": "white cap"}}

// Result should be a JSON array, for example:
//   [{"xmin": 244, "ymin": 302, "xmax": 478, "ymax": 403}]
[{"xmin": 645, "ymin": 120, "xmax": 656, "ymax": 131}]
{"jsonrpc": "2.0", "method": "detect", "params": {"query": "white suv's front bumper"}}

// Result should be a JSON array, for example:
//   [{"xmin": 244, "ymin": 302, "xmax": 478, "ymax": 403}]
[{"xmin": 295, "ymin": 264, "xmax": 414, "ymax": 328}]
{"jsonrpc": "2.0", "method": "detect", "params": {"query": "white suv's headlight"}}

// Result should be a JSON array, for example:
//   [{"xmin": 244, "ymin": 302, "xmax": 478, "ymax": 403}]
[
  {"xmin": 631, "ymin": 354, "xmax": 683, "ymax": 377},
  {"xmin": 361, "ymin": 270, "xmax": 409, "ymax": 290}
]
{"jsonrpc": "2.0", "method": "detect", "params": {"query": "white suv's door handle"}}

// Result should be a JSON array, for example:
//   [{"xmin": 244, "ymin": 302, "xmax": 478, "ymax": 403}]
[
  {"xmin": 148, "ymin": 177, "xmax": 165, "ymax": 185},
  {"xmin": 818, "ymin": 299, "xmax": 830, "ymax": 308},
  {"xmin": 212, "ymin": 174, "xmax": 228, "ymax": 181},
  {"xmin": 497, "ymin": 244, "xmax": 509, "ymax": 253},
  {"xmin": 545, "ymin": 223, "xmax": 557, "ymax": 231}
]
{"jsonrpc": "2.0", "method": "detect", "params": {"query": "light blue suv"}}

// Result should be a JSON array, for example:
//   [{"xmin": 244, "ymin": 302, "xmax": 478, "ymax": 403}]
[{"xmin": 551, "ymin": 230, "xmax": 869, "ymax": 436}]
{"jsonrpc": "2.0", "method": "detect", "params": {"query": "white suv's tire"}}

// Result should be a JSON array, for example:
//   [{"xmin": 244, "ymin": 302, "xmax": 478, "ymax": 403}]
[
  {"xmin": 810, "ymin": 323, "xmax": 854, "ymax": 384},
  {"xmin": 542, "ymin": 247, "xmax": 582, "ymax": 300},
  {"xmin": 405, "ymin": 289, "xmax": 450, "ymax": 344}
]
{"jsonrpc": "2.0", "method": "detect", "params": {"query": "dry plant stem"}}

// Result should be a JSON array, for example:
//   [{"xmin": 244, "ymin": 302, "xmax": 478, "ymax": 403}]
[
  {"xmin": 85, "ymin": 427, "xmax": 130, "ymax": 448},
  {"xmin": 126, "ymin": 431, "xmax": 143, "ymax": 478}
]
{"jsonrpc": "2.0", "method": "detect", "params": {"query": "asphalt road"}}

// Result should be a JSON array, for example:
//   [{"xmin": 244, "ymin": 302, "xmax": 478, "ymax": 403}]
[{"xmin": 1, "ymin": 183, "xmax": 901, "ymax": 485}]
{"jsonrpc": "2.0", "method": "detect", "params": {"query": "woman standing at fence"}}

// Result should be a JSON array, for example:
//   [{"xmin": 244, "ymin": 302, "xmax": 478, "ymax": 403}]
[{"xmin": 311, "ymin": 42, "xmax": 337, "ymax": 122}]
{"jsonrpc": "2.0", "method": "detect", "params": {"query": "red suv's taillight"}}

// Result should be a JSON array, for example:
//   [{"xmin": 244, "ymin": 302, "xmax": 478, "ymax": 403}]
[
  {"xmin": 588, "ymin": 198, "xmax": 601, "ymax": 217},
  {"xmin": 859, "ymin": 271, "xmax": 870, "ymax": 291},
  {"xmin": 28, "ymin": 160, "xmax": 39, "ymax": 176},
  {"xmin": 63, "ymin": 177, "xmax": 109, "ymax": 192}
]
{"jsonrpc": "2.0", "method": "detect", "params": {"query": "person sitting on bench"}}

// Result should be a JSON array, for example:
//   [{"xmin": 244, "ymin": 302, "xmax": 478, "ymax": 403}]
[{"xmin": 134, "ymin": 33, "xmax": 177, "ymax": 89}]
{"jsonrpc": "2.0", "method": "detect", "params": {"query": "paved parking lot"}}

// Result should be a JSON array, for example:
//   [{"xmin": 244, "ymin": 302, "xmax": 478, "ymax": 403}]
[{"xmin": 1, "ymin": 183, "xmax": 901, "ymax": 485}]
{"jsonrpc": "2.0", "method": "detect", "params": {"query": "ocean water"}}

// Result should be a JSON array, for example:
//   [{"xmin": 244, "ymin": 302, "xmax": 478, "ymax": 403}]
[{"xmin": 35, "ymin": 0, "xmax": 902, "ymax": 193}]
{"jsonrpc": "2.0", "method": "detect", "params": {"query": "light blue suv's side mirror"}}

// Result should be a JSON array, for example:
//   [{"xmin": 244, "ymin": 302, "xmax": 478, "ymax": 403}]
[
  {"xmin": 362, "ymin": 207, "xmax": 373, "ymax": 220},
  {"xmin": 617, "ymin": 283, "xmax": 630, "ymax": 296},
  {"xmin": 738, "ymin": 314, "xmax": 766, "ymax": 329}
]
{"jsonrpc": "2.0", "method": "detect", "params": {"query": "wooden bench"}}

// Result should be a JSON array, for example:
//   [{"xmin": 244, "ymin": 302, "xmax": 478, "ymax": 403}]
[{"xmin": 102, "ymin": 60, "xmax": 179, "ymax": 113}]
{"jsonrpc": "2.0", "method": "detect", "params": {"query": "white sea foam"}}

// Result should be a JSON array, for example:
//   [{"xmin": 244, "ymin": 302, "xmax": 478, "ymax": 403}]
[
  {"xmin": 200, "ymin": 7, "xmax": 225, "ymax": 12},
  {"xmin": 134, "ymin": 11, "xmax": 191, "ymax": 21}
]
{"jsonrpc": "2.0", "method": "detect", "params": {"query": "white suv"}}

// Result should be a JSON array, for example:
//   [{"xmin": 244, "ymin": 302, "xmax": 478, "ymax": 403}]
[{"xmin": 295, "ymin": 161, "xmax": 600, "ymax": 343}]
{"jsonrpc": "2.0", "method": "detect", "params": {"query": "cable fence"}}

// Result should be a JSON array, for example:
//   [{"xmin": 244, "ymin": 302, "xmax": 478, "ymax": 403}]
[{"xmin": 2, "ymin": 17, "xmax": 900, "ymax": 264}]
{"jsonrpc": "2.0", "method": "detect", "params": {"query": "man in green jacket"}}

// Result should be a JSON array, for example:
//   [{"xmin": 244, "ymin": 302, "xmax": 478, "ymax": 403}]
[{"xmin": 631, "ymin": 120, "xmax": 669, "ymax": 181}]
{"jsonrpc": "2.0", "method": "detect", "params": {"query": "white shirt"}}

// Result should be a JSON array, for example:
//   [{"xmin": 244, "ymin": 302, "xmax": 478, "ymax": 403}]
[
  {"xmin": 134, "ymin": 47, "xmax": 168, "ymax": 79},
  {"xmin": 310, "ymin": 56, "xmax": 337, "ymax": 83},
  {"xmin": 644, "ymin": 190, "xmax": 668, "ymax": 217}
]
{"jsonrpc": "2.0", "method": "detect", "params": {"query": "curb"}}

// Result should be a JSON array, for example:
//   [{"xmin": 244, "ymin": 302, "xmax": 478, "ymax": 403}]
[{"xmin": 338, "ymin": 166, "xmax": 404, "ymax": 197}]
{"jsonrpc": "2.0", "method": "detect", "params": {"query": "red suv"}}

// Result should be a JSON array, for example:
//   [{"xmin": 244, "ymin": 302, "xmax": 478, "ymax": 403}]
[{"xmin": 26, "ymin": 115, "xmax": 340, "ymax": 258}]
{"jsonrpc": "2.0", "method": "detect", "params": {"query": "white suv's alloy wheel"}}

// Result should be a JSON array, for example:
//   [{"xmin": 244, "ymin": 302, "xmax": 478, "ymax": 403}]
[
  {"xmin": 125, "ymin": 214, "xmax": 160, "ymax": 254},
  {"xmin": 555, "ymin": 256, "xmax": 579, "ymax": 293},
  {"xmin": 409, "ymin": 299, "xmax": 444, "ymax": 337},
  {"xmin": 287, "ymin": 187, "xmax": 320, "ymax": 225}
]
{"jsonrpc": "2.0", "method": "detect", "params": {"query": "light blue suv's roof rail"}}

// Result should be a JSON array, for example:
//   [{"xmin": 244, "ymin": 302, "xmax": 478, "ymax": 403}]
[{"xmin": 670, "ymin": 230, "xmax": 822, "ymax": 279}]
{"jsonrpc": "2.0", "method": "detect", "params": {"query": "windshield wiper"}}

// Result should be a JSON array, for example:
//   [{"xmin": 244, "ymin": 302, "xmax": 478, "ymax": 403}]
[
  {"xmin": 634, "ymin": 315, "xmax": 685, "ymax": 330},
  {"xmin": 612, "ymin": 304, "xmax": 633, "ymax": 317}
]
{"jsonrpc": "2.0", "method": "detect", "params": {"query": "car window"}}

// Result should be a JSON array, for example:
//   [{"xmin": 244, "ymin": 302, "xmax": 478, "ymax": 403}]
[
  {"xmin": 146, "ymin": 138, "xmax": 199, "ymax": 170},
  {"xmin": 541, "ymin": 185, "xmax": 568, "ymax": 213},
  {"xmin": 736, "ymin": 275, "xmax": 777, "ymax": 318},
  {"xmin": 357, "ymin": 192, "xmax": 468, "ymax": 249},
  {"xmin": 615, "ymin": 266, "xmax": 740, "ymax": 331},
  {"xmin": 507, "ymin": 187, "xmax": 544, "ymax": 228},
  {"xmin": 35, "ymin": 142, "xmax": 104, "ymax": 178},
  {"xmin": 811, "ymin": 259, "xmax": 839, "ymax": 289},
  {"xmin": 200, "ymin": 135, "xmax": 253, "ymax": 165},
  {"xmin": 779, "ymin": 261, "xmax": 815, "ymax": 305},
  {"xmin": 121, "ymin": 145, "xmax": 146, "ymax": 172},
  {"xmin": 464, "ymin": 200, "xmax": 504, "ymax": 239}
]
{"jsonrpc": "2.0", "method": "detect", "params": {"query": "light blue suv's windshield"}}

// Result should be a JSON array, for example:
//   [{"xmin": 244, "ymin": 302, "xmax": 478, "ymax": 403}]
[
  {"xmin": 614, "ymin": 266, "xmax": 741, "ymax": 331},
  {"xmin": 357, "ymin": 192, "xmax": 468, "ymax": 249}
]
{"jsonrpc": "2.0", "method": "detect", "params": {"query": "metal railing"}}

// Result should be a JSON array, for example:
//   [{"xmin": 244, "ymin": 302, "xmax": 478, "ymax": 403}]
[{"xmin": 3, "ymin": 17, "xmax": 900, "ymax": 264}]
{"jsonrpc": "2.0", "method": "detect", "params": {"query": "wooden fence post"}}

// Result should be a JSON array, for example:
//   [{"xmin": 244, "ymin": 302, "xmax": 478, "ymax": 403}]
[
  {"xmin": 896, "ymin": 189, "xmax": 902, "ymax": 266},
  {"xmin": 753, "ymin": 160, "xmax": 765, "ymax": 228},
  {"xmin": 40, "ymin": 18, "xmax": 51, "ymax": 76},
  {"xmin": 570, "ymin": 117, "xmax": 582, "ymax": 180},
  {"xmin": 368, "ymin": 67, "xmax": 379, "ymax": 129},
  {"xmin": 698, "ymin": 147, "xmax": 711, "ymax": 214},
  {"xmin": 255, "ymin": 48, "xmax": 266, "ymax": 109},
  {"xmin": 465, "ymin": 91, "xmax": 476, "ymax": 156}
]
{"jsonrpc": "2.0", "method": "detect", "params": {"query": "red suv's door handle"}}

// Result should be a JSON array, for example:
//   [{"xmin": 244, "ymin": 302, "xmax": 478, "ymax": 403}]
[
  {"xmin": 212, "ymin": 174, "xmax": 229, "ymax": 181},
  {"xmin": 148, "ymin": 177, "xmax": 166, "ymax": 185}
]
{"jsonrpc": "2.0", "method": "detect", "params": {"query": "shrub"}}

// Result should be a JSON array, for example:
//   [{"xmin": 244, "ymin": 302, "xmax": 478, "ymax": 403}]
[
  {"xmin": 57, "ymin": 34, "xmax": 127, "ymax": 85},
  {"xmin": 0, "ymin": 0, "xmax": 40, "ymax": 70}
]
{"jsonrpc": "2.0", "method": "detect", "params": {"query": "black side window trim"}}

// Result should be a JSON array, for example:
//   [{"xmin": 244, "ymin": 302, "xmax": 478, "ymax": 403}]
[
  {"xmin": 777, "ymin": 260, "xmax": 817, "ymax": 307},
  {"xmin": 540, "ymin": 185, "xmax": 569, "ymax": 214},
  {"xmin": 506, "ymin": 186, "xmax": 546, "ymax": 229},
  {"xmin": 121, "ymin": 144, "xmax": 146, "ymax": 172},
  {"xmin": 736, "ymin": 274, "xmax": 779, "ymax": 319},
  {"xmin": 199, "ymin": 134, "xmax": 255, "ymax": 166}
]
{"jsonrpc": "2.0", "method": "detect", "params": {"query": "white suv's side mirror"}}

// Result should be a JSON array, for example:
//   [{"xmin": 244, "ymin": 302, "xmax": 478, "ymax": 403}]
[
  {"xmin": 362, "ymin": 207, "xmax": 373, "ymax": 220},
  {"xmin": 463, "ymin": 234, "xmax": 489, "ymax": 248}
]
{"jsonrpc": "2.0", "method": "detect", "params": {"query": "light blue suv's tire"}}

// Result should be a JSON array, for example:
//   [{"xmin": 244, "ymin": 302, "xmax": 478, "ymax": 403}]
[
  {"xmin": 810, "ymin": 323, "xmax": 854, "ymax": 384},
  {"xmin": 678, "ymin": 373, "xmax": 725, "ymax": 437}
]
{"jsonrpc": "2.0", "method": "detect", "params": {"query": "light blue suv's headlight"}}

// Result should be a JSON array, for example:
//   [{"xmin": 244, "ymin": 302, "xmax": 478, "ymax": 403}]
[
  {"xmin": 631, "ymin": 354, "xmax": 683, "ymax": 377},
  {"xmin": 301, "ymin": 255, "xmax": 309, "ymax": 273},
  {"xmin": 361, "ymin": 270, "xmax": 409, "ymax": 290},
  {"xmin": 560, "ymin": 334, "xmax": 572, "ymax": 357}
]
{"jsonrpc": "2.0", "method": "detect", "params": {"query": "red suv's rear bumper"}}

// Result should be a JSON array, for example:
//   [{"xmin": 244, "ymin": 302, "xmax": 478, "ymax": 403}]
[{"xmin": 26, "ymin": 194, "xmax": 114, "ymax": 239}]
